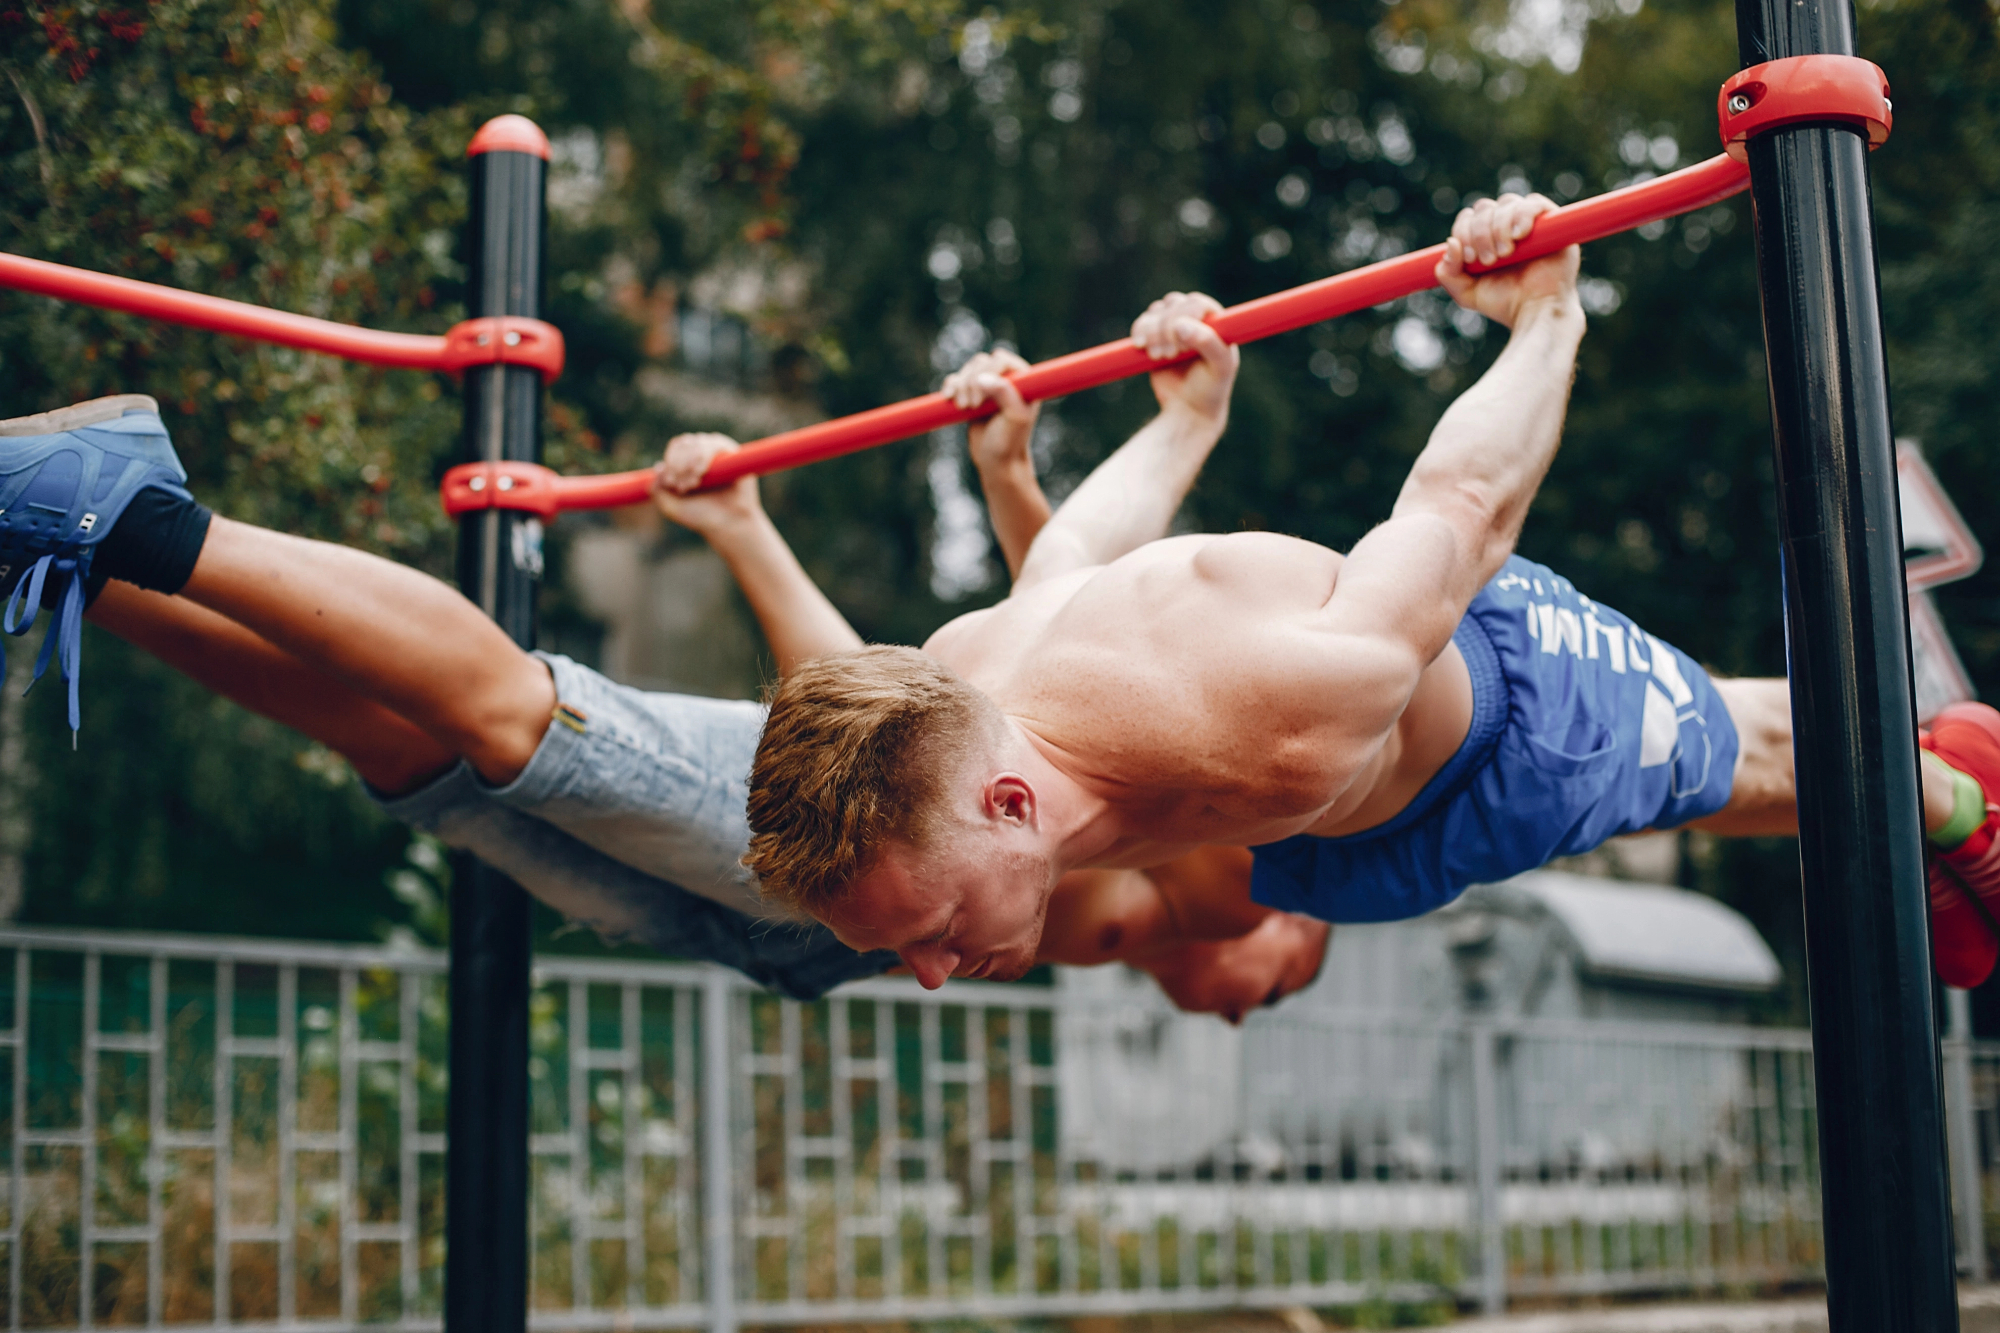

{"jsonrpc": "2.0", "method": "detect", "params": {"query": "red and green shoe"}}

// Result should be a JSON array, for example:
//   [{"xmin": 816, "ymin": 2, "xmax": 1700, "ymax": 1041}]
[{"xmin": 1922, "ymin": 702, "xmax": 2000, "ymax": 988}]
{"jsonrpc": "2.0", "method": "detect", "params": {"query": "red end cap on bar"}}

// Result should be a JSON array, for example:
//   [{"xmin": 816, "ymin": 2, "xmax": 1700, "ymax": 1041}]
[
  {"xmin": 1718, "ymin": 55, "xmax": 1891, "ymax": 162},
  {"xmin": 467, "ymin": 115, "xmax": 552, "ymax": 161}
]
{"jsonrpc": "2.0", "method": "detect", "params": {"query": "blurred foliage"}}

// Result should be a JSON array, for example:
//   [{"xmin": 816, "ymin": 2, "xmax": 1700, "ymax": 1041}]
[
  {"xmin": 1, "ymin": 0, "xmax": 1997, "ymax": 1017},
  {"xmin": 0, "ymin": 0, "xmax": 469, "ymax": 934}
]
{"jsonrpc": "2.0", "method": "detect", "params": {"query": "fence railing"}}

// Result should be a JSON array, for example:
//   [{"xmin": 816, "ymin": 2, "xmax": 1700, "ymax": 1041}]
[{"xmin": 0, "ymin": 925, "xmax": 1987, "ymax": 1331}]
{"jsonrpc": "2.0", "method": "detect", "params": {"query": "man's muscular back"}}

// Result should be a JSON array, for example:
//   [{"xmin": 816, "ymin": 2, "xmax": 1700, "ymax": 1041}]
[{"xmin": 925, "ymin": 531, "xmax": 1475, "ymax": 859}]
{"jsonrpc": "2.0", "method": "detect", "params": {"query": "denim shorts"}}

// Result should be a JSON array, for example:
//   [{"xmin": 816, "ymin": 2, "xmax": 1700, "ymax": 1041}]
[{"xmin": 372, "ymin": 652, "xmax": 894, "ymax": 999}]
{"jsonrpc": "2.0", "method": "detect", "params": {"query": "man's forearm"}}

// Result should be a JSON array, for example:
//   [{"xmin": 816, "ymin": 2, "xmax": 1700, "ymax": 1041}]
[
  {"xmin": 974, "ymin": 454, "xmax": 1054, "ymax": 579},
  {"xmin": 1017, "ymin": 407, "xmax": 1224, "ymax": 583},
  {"xmin": 1393, "ymin": 298, "xmax": 1584, "ymax": 584},
  {"xmin": 702, "ymin": 513, "xmax": 863, "ymax": 675}
]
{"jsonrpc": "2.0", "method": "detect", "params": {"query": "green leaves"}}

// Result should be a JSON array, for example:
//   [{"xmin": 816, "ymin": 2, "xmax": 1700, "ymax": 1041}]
[{"xmin": 1, "ymin": 0, "xmax": 469, "ymax": 938}]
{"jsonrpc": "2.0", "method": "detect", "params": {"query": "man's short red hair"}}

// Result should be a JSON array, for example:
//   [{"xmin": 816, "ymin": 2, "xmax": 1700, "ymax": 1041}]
[{"xmin": 746, "ymin": 646, "xmax": 999, "ymax": 916}]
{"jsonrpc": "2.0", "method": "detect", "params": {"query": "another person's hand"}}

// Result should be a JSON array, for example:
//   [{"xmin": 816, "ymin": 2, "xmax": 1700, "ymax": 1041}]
[
  {"xmin": 652, "ymin": 433, "xmax": 762, "ymax": 537},
  {"xmin": 1435, "ymin": 193, "xmax": 1581, "ymax": 330},
  {"xmin": 1146, "ymin": 913, "xmax": 1331, "ymax": 1025},
  {"xmin": 1130, "ymin": 291, "xmax": 1240, "ymax": 428},
  {"xmin": 944, "ymin": 349, "xmax": 1040, "ymax": 477}
]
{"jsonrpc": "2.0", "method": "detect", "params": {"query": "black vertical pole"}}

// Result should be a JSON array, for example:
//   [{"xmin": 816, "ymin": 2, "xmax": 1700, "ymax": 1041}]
[
  {"xmin": 446, "ymin": 115, "xmax": 548, "ymax": 1333},
  {"xmin": 1734, "ymin": 4, "xmax": 1959, "ymax": 1326}
]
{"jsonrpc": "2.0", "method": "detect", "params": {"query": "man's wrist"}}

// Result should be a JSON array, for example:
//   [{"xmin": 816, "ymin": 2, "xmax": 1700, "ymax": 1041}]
[
  {"xmin": 1510, "ymin": 294, "xmax": 1586, "ymax": 337},
  {"xmin": 1159, "ymin": 401, "xmax": 1229, "ymax": 437},
  {"xmin": 697, "ymin": 505, "xmax": 775, "ymax": 548},
  {"xmin": 974, "ymin": 452, "xmax": 1039, "ymax": 489}
]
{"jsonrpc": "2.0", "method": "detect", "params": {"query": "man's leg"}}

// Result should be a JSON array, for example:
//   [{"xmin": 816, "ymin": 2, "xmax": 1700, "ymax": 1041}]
[
  {"xmin": 1692, "ymin": 676, "xmax": 2000, "ymax": 987},
  {"xmin": 87, "ymin": 582, "xmax": 456, "ymax": 794},
  {"xmin": 87, "ymin": 585, "xmax": 895, "ymax": 1001},
  {"xmin": 1, "ymin": 394, "xmax": 551, "ymax": 783},
  {"xmin": 1688, "ymin": 678, "xmax": 1961, "ymax": 838},
  {"xmin": 171, "ymin": 517, "xmax": 555, "ymax": 785}
]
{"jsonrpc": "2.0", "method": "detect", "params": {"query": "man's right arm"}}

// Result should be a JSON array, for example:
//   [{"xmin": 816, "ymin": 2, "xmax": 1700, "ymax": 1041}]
[{"xmin": 1012, "ymin": 292, "xmax": 1241, "ymax": 590}]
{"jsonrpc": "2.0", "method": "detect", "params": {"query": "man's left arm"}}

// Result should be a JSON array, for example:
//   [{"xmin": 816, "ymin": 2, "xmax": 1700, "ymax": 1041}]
[
  {"xmin": 655, "ymin": 433, "xmax": 863, "ymax": 675},
  {"xmin": 944, "ymin": 349, "xmax": 1054, "ymax": 580},
  {"xmin": 1012, "ymin": 292, "xmax": 1241, "ymax": 590}
]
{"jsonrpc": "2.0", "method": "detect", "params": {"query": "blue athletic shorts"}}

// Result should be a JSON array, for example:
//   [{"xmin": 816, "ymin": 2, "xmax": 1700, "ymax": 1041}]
[{"xmin": 1250, "ymin": 555, "xmax": 1739, "ymax": 923}]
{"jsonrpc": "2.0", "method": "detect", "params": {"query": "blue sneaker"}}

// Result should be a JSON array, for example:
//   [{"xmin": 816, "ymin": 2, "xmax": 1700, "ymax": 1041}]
[{"xmin": 0, "ymin": 395, "xmax": 189, "ymax": 737}]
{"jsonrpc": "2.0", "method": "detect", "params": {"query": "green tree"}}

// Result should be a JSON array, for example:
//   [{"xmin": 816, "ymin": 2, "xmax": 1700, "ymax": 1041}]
[{"xmin": 0, "ymin": 0, "xmax": 467, "ymax": 933}]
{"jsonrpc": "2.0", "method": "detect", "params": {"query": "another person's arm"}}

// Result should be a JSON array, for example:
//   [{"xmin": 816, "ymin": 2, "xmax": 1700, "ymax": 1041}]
[
  {"xmin": 943, "ymin": 349, "xmax": 1052, "ymax": 579},
  {"xmin": 653, "ymin": 432, "xmax": 862, "ymax": 676},
  {"xmin": 1012, "ymin": 292, "xmax": 1241, "ymax": 590}
]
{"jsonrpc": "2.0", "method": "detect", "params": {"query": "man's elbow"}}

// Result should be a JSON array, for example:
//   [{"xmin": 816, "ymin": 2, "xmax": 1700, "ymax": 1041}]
[{"xmin": 1408, "ymin": 476, "xmax": 1519, "ymax": 576}]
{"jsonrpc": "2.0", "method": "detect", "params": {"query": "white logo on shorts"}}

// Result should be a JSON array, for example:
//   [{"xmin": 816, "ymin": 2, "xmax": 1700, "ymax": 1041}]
[{"xmin": 1527, "ymin": 604, "xmax": 1712, "ymax": 796}]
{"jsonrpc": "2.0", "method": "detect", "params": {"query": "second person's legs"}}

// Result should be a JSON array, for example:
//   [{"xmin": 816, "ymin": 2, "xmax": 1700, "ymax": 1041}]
[
  {"xmin": 172, "ymin": 517, "xmax": 557, "ymax": 784},
  {"xmin": 87, "ymin": 582, "xmax": 458, "ymax": 794}
]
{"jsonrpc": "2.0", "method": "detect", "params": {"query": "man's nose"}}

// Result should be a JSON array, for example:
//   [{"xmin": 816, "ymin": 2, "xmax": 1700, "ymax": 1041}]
[{"xmin": 899, "ymin": 946, "xmax": 960, "ymax": 990}]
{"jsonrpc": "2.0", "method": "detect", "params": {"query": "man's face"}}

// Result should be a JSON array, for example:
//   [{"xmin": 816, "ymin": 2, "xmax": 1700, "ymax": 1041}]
[
  {"xmin": 1155, "ymin": 915, "xmax": 1332, "ymax": 1024},
  {"xmin": 821, "ymin": 835, "xmax": 1056, "ymax": 989}
]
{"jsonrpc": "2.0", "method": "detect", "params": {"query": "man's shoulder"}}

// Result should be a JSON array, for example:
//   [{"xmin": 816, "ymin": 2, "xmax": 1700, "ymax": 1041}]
[
  {"xmin": 920, "ymin": 606, "xmax": 993, "ymax": 663},
  {"xmin": 1184, "ymin": 529, "xmax": 1342, "ymax": 584},
  {"xmin": 922, "ymin": 567, "xmax": 1105, "ymax": 664}
]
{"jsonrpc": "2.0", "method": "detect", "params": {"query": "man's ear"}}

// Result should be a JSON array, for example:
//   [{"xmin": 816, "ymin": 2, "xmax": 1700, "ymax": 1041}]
[{"xmin": 985, "ymin": 773, "xmax": 1036, "ymax": 828}]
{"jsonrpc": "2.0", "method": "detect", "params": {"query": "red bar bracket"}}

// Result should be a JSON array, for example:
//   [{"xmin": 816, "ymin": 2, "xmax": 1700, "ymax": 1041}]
[
  {"xmin": 439, "ymin": 317, "xmax": 565, "ymax": 383},
  {"xmin": 440, "ymin": 460, "xmax": 565, "ymax": 519},
  {"xmin": 1718, "ymin": 55, "xmax": 1892, "ymax": 162}
]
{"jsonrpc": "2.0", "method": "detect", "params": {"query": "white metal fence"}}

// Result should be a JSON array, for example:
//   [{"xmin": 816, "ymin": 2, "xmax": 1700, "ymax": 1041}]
[{"xmin": 0, "ymin": 925, "xmax": 1988, "ymax": 1330}]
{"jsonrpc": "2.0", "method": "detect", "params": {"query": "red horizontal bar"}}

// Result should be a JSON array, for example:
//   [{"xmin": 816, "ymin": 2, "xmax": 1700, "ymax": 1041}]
[
  {"xmin": 0, "ymin": 252, "xmax": 565, "ymax": 381},
  {"xmin": 525, "ymin": 152, "xmax": 1749, "ymax": 513}
]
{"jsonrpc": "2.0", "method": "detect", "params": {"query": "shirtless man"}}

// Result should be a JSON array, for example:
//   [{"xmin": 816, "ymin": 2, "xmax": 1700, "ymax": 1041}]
[
  {"xmin": 0, "ymin": 332, "xmax": 1324, "ymax": 1017},
  {"xmin": 653, "ymin": 357, "xmax": 1329, "ymax": 1022},
  {"xmin": 736, "ymin": 192, "xmax": 2000, "ymax": 993}
]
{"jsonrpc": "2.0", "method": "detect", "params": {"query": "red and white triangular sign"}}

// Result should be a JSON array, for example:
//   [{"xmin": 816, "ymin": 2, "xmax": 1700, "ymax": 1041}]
[
  {"xmin": 1901, "ymin": 441, "xmax": 1983, "ymax": 591},
  {"xmin": 1909, "ymin": 588, "xmax": 1976, "ymax": 723}
]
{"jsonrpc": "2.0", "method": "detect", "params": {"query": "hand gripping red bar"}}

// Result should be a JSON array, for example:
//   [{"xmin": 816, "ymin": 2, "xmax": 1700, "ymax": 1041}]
[
  {"xmin": 0, "ymin": 251, "xmax": 566, "ymax": 382},
  {"xmin": 1718, "ymin": 54, "xmax": 1891, "ymax": 162},
  {"xmin": 445, "ymin": 150, "xmax": 1754, "ymax": 517}
]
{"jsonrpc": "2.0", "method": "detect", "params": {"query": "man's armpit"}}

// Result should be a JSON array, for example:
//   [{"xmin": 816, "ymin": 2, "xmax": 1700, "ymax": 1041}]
[{"xmin": 1262, "ymin": 626, "xmax": 1425, "ymax": 740}]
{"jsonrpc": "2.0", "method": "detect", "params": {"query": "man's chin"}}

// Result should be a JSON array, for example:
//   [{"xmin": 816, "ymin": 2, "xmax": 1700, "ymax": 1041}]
[{"xmin": 986, "ymin": 952, "xmax": 1038, "ymax": 984}]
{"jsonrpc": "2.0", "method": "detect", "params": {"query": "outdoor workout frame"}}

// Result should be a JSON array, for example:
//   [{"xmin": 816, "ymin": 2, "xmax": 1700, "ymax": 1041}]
[
  {"xmin": 445, "ymin": 117, "xmax": 547, "ymax": 1333},
  {"xmin": 1733, "ymin": 1, "xmax": 1957, "ymax": 1328},
  {"xmin": 0, "ymin": 23, "xmax": 1950, "ymax": 1321}
]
